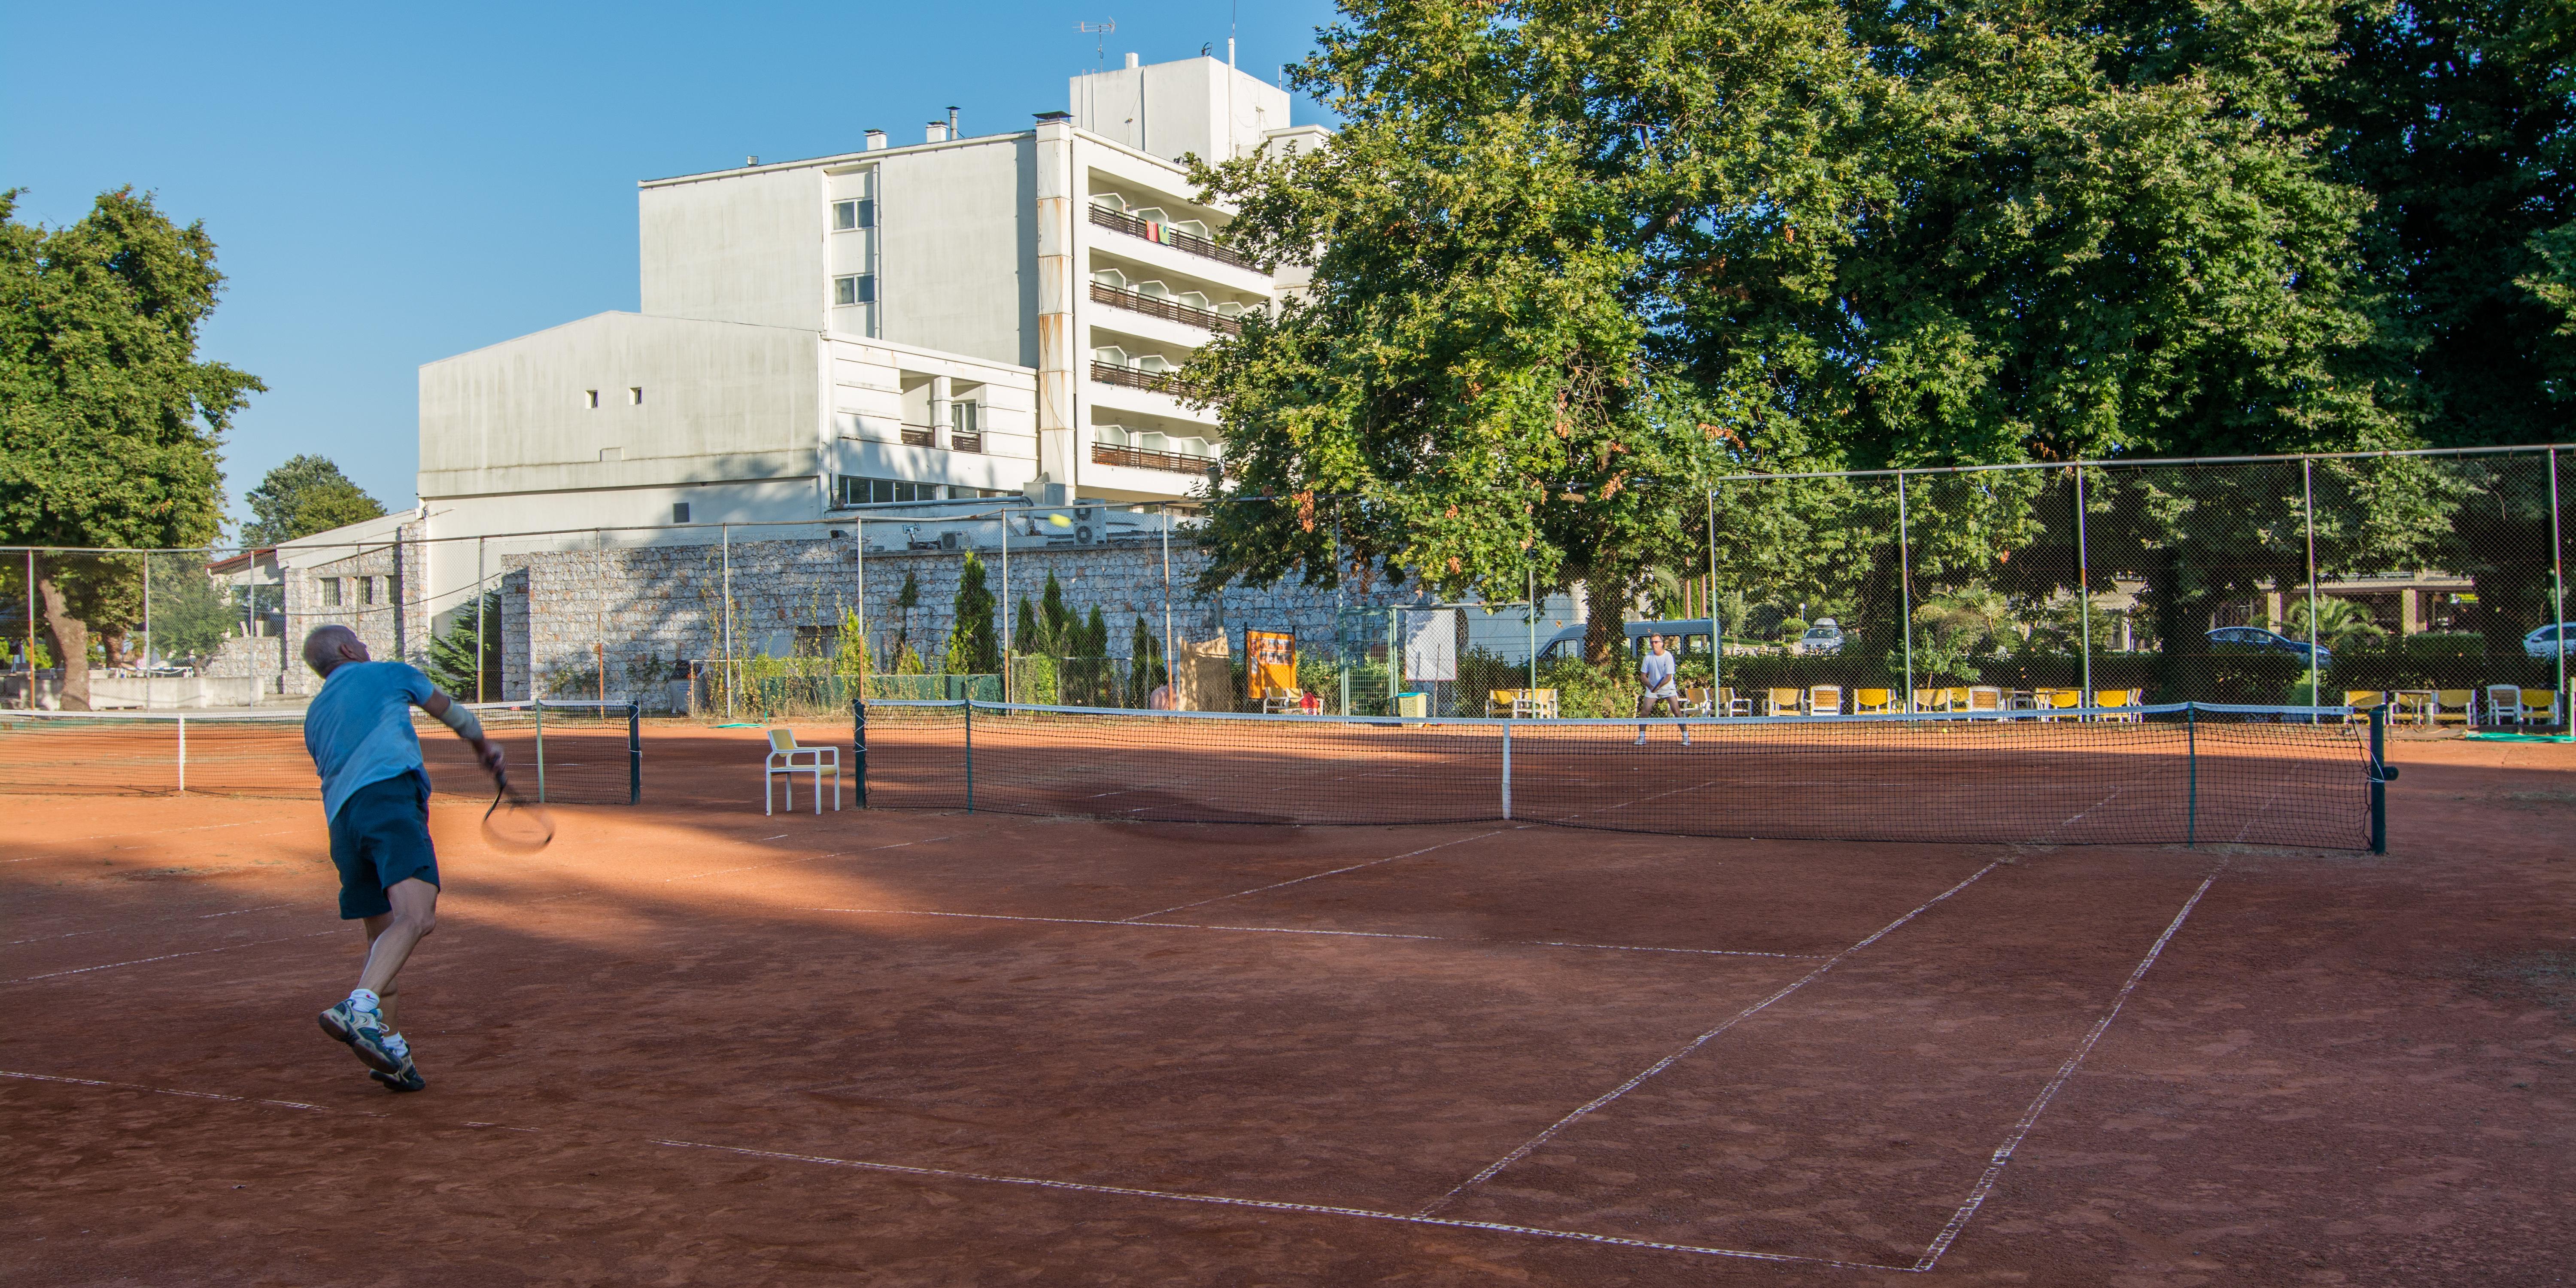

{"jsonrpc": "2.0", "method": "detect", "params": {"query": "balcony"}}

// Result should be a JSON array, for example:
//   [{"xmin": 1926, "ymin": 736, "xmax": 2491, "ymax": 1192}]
[
  {"xmin": 1089, "ymin": 204, "xmax": 1255, "ymax": 270},
  {"xmin": 1094, "ymin": 442, "xmax": 1220, "ymax": 475},
  {"xmin": 895, "ymin": 423, "xmax": 980, "ymax": 453},
  {"xmin": 1091, "ymin": 360, "xmax": 1184, "ymax": 395},
  {"xmin": 1090, "ymin": 281, "xmax": 1242, "ymax": 334}
]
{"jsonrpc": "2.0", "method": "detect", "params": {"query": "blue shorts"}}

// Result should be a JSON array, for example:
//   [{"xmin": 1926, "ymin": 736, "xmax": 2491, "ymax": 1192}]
[{"xmin": 328, "ymin": 771, "xmax": 439, "ymax": 919}]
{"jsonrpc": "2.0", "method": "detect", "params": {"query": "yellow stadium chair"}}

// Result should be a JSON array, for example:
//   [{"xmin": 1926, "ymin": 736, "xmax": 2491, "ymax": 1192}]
[
  {"xmin": 765, "ymin": 728, "xmax": 840, "ymax": 815},
  {"xmin": 2432, "ymin": 689, "xmax": 2476, "ymax": 726},
  {"xmin": 1911, "ymin": 687, "xmax": 1941, "ymax": 712},
  {"xmin": 2043, "ymin": 689, "xmax": 2084, "ymax": 722},
  {"xmin": 1764, "ymin": 687, "xmax": 1801, "ymax": 716},
  {"xmin": 2093, "ymin": 688, "xmax": 2140, "ymax": 723},
  {"xmin": 1713, "ymin": 687, "xmax": 1753, "ymax": 717},
  {"xmin": 2342, "ymin": 689, "xmax": 2385, "ymax": 726},
  {"xmin": 1854, "ymin": 687, "xmax": 1894, "ymax": 714},
  {"xmin": 2521, "ymin": 688, "xmax": 2562, "ymax": 727}
]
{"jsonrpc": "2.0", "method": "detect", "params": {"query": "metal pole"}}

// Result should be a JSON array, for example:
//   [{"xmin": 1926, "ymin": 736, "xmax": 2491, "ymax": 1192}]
[
  {"xmin": 1708, "ymin": 488, "xmax": 1722, "ymax": 704},
  {"xmin": 2303, "ymin": 457, "xmax": 2322, "ymax": 721},
  {"xmin": 851, "ymin": 699, "xmax": 868, "ymax": 807},
  {"xmin": 142, "ymin": 551, "xmax": 151, "ymax": 675},
  {"xmin": 2369, "ymin": 704, "xmax": 2390, "ymax": 854},
  {"xmin": 596, "ymin": 530, "xmax": 607, "ymax": 705},
  {"xmin": 2185, "ymin": 703, "xmax": 2198, "ymax": 848},
  {"xmin": 963, "ymin": 694, "xmax": 974, "ymax": 812},
  {"xmin": 999, "ymin": 505, "xmax": 1011, "ymax": 701},
  {"xmin": 2076, "ymin": 465, "xmax": 2093, "ymax": 705},
  {"xmin": 475, "ymin": 538, "xmax": 487, "ymax": 704},
  {"xmin": 1162, "ymin": 508, "xmax": 1174, "ymax": 708},
  {"xmin": 721, "ymin": 523, "xmax": 733, "ymax": 720},
  {"xmin": 1528, "ymin": 565, "xmax": 1537, "ymax": 693},
  {"xmin": 854, "ymin": 519, "xmax": 866, "ymax": 702},
  {"xmin": 26, "ymin": 549, "xmax": 35, "ymax": 684},
  {"xmin": 176, "ymin": 715, "xmax": 185, "ymax": 793},
  {"xmin": 2550, "ymin": 447, "xmax": 2566, "ymax": 727},
  {"xmin": 627, "ymin": 703, "xmax": 641, "ymax": 805},
  {"xmin": 535, "ymin": 699, "xmax": 548, "ymax": 804},
  {"xmin": 1500, "ymin": 719, "xmax": 1512, "ymax": 821},
  {"xmin": 1897, "ymin": 474, "xmax": 1915, "ymax": 711}
]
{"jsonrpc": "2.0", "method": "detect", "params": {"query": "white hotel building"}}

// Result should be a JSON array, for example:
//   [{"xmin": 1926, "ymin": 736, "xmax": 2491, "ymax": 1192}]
[{"xmin": 401, "ymin": 55, "xmax": 1325, "ymax": 619}]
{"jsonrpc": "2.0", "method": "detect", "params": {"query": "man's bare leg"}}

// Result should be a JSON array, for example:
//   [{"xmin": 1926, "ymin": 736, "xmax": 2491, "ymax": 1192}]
[{"xmin": 356, "ymin": 878, "xmax": 438, "ymax": 1030}]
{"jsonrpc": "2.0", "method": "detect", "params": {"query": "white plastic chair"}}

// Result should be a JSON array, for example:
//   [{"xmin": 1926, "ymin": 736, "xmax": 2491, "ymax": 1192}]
[
  {"xmin": 2485, "ymin": 683, "xmax": 2525, "ymax": 726},
  {"xmin": 764, "ymin": 728, "xmax": 840, "ymax": 814}
]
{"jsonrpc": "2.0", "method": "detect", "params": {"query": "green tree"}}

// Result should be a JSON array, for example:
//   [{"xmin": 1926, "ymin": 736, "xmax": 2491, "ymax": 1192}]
[
  {"xmin": 239, "ymin": 454, "xmax": 386, "ymax": 547},
  {"xmin": 1126, "ymin": 614, "xmax": 1166, "ymax": 708},
  {"xmin": 424, "ymin": 590, "xmax": 502, "ymax": 699},
  {"xmin": 143, "ymin": 551, "xmax": 236, "ymax": 668},
  {"xmin": 888, "ymin": 570, "xmax": 921, "ymax": 665},
  {"xmin": 943, "ymin": 553, "xmax": 998, "ymax": 674},
  {"xmin": 0, "ymin": 188, "xmax": 261, "ymax": 708},
  {"xmin": 1189, "ymin": 0, "xmax": 2406, "ymax": 665}
]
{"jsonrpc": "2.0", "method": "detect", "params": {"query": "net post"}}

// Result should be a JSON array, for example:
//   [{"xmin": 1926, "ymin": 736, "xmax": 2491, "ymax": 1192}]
[
  {"xmin": 627, "ymin": 702, "xmax": 641, "ymax": 805},
  {"xmin": 963, "ymin": 699, "xmax": 974, "ymax": 813},
  {"xmin": 852, "ymin": 698, "xmax": 869, "ymax": 808},
  {"xmin": 2185, "ymin": 702, "xmax": 2198, "ymax": 848},
  {"xmin": 535, "ymin": 699, "xmax": 547, "ymax": 804},
  {"xmin": 1500, "ymin": 719, "xmax": 1512, "ymax": 821},
  {"xmin": 2369, "ymin": 704, "xmax": 2390, "ymax": 854}
]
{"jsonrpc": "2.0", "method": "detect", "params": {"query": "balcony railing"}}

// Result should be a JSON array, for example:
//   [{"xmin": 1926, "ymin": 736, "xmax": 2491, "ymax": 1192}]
[
  {"xmin": 895, "ymin": 423, "xmax": 980, "ymax": 453},
  {"xmin": 1089, "ymin": 204, "xmax": 1255, "ymax": 270},
  {"xmin": 1090, "ymin": 281, "xmax": 1242, "ymax": 334},
  {"xmin": 949, "ymin": 431, "xmax": 982, "ymax": 454},
  {"xmin": 1093, "ymin": 443, "xmax": 1220, "ymax": 475},
  {"xmin": 899, "ymin": 426, "xmax": 933, "ymax": 447},
  {"xmin": 1091, "ymin": 361, "xmax": 1185, "ymax": 395}
]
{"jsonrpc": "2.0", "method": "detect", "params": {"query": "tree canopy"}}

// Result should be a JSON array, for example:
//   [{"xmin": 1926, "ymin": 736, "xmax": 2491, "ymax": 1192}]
[
  {"xmin": 239, "ymin": 454, "xmax": 387, "ymax": 547},
  {"xmin": 1187, "ymin": 0, "xmax": 2421, "ymax": 660},
  {"xmin": 0, "ymin": 188, "xmax": 261, "ymax": 706}
]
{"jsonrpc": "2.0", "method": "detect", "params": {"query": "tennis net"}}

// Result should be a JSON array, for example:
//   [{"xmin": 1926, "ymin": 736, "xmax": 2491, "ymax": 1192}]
[
  {"xmin": 0, "ymin": 701, "xmax": 641, "ymax": 804},
  {"xmin": 857, "ymin": 700, "xmax": 2386, "ymax": 850}
]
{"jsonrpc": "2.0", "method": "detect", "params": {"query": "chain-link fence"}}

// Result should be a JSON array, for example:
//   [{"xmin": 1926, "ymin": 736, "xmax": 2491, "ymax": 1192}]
[
  {"xmin": 1707, "ymin": 447, "xmax": 2569, "ymax": 725},
  {"xmin": 6, "ymin": 446, "xmax": 2561, "ymax": 727}
]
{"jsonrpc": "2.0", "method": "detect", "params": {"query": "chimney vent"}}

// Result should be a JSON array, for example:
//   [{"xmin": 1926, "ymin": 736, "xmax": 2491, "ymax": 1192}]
[
  {"xmin": 947, "ymin": 106, "xmax": 959, "ymax": 136},
  {"xmin": 745, "ymin": 155, "xmax": 758, "ymax": 166},
  {"xmin": 1125, "ymin": 52, "xmax": 1139, "ymax": 69},
  {"xmin": 927, "ymin": 121, "xmax": 949, "ymax": 143},
  {"xmin": 864, "ymin": 129, "xmax": 886, "ymax": 150}
]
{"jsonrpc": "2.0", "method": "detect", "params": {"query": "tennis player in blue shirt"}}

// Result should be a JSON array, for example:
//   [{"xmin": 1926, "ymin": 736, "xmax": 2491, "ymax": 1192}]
[
  {"xmin": 1635, "ymin": 633, "xmax": 1690, "ymax": 746},
  {"xmin": 300, "ymin": 625, "xmax": 501, "ymax": 1092}
]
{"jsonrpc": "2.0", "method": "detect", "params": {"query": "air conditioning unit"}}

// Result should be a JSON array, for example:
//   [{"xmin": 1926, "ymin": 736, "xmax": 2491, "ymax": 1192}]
[
  {"xmin": 1035, "ymin": 505, "xmax": 1106, "ymax": 545},
  {"xmin": 939, "ymin": 531, "xmax": 969, "ymax": 551}
]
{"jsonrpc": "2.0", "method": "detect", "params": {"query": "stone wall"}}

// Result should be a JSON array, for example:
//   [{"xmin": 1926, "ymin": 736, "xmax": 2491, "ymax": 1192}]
[{"xmin": 506, "ymin": 533, "xmax": 1431, "ymax": 709}]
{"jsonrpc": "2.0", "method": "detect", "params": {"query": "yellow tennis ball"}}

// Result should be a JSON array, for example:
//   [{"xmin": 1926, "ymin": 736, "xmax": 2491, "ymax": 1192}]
[{"xmin": 1048, "ymin": 513, "xmax": 1072, "ymax": 528}]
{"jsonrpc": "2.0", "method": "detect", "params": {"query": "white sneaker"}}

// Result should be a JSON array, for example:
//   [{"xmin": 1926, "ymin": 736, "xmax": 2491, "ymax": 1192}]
[
  {"xmin": 1682, "ymin": 729, "xmax": 1692, "ymax": 746},
  {"xmin": 1634, "ymin": 730, "xmax": 1647, "ymax": 745}
]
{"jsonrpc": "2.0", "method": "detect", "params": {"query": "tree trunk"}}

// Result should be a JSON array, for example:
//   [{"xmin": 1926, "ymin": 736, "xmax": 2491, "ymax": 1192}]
[
  {"xmin": 1581, "ymin": 573, "xmax": 1630, "ymax": 667},
  {"xmin": 36, "ymin": 571, "xmax": 90, "ymax": 711}
]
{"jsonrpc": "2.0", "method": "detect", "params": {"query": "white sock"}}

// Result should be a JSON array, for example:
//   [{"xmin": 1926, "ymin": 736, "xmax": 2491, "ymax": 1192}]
[
  {"xmin": 348, "ymin": 988, "xmax": 381, "ymax": 1013},
  {"xmin": 380, "ymin": 1030, "xmax": 410, "ymax": 1059}
]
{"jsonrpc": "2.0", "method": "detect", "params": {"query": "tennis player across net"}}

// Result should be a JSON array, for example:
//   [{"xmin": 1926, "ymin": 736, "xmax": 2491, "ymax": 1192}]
[{"xmin": 856, "ymin": 700, "xmax": 2389, "ymax": 851}]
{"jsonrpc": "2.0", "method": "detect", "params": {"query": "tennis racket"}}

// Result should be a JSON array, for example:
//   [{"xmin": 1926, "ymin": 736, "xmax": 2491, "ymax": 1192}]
[{"xmin": 481, "ymin": 769, "xmax": 555, "ymax": 853}]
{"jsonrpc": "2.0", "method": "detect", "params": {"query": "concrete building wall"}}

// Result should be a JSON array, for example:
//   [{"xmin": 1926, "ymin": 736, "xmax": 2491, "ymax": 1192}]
[
  {"xmin": 1070, "ymin": 57, "xmax": 1291, "ymax": 164},
  {"xmin": 639, "ymin": 164, "xmax": 827, "ymax": 330},
  {"xmin": 877, "ymin": 137, "xmax": 1040, "ymax": 368}
]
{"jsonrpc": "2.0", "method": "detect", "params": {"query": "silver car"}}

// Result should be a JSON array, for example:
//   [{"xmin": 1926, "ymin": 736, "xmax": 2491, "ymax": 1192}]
[
  {"xmin": 1799, "ymin": 619, "xmax": 1845, "ymax": 656},
  {"xmin": 2528, "ymin": 623, "xmax": 2576, "ymax": 659}
]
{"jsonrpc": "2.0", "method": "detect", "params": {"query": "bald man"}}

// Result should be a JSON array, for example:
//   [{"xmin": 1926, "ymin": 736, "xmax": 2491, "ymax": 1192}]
[{"xmin": 300, "ymin": 625, "xmax": 501, "ymax": 1092}]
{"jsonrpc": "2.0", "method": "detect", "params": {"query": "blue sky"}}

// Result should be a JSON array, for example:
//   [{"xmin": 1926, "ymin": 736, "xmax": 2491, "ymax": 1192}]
[{"xmin": 3, "ymin": 0, "xmax": 1339, "ymax": 539}]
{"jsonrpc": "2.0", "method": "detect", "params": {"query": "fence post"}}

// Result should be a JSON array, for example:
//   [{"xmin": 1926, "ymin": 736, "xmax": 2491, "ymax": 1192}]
[
  {"xmin": 999, "ymin": 505, "xmax": 1012, "ymax": 701},
  {"xmin": 963, "ymin": 697, "xmax": 974, "ymax": 813},
  {"xmin": 1896, "ymin": 474, "xmax": 1915, "ymax": 711},
  {"xmin": 852, "ymin": 699, "xmax": 868, "ymax": 808},
  {"xmin": 2550, "ymin": 447, "xmax": 2566, "ymax": 724},
  {"xmin": 721, "ymin": 523, "xmax": 733, "ymax": 720},
  {"xmin": 2302, "ymin": 456, "xmax": 2321, "ymax": 722},
  {"xmin": 2075, "ymin": 463, "xmax": 2092, "ymax": 704},
  {"xmin": 2185, "ymin": 703, "xmax": 2198, "ymax": 848},
  {"xmin": 176, "ymin": 715, "xmax": 185, "ymax": 794},
  {"xmin": 1500, "ymin": 718, "xmax": 1512, "ymax": 822},
  {"xmin": 627, "ymin": 702, "xmax": 641, "ymax": 805},
  {"xmin": 2369, "ymin": 704, "xmax": 2392, "ymax": 854},
  {"xmin": 535, "ymin": 699, "xmax": 547, "ymax": 804},
  {"xmin": 1707, "ymin": 489, "xmax": 1722, "ymax": 704}
]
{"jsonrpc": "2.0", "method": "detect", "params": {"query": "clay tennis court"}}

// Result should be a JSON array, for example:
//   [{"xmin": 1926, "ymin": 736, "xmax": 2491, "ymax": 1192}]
[{"xmin": 4, "ymin": 721, "xmax": 2570, "ymax": 1285}]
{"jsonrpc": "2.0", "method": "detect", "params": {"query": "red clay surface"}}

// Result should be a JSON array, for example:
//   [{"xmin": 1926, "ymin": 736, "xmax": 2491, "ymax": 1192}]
[{"xmin": 3, "ymin": 732, "xmax": 2570, "ymax": 1285}]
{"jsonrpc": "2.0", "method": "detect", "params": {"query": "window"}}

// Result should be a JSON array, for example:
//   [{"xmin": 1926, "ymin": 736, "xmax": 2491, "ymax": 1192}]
[
  {"xmin": 671, "ymin": 502, "xmax": 692, "ymax": 524},
  {"xmin": 838, "ymin": 475, "xmax": 978, "ymax": 506},
  {"xmin": 832, "ymin": 198, "xmax": 875, "ymax": 231},
  {"xmin": 835, "ymin": 274, "xmax": 875, "ymax": 307},
  {"xmin": 360, "ymin": 576, "xmax": 378, "ymax": 606},
  {"xmin": 585, "ymin": 389, "xmax": 600, "ymax": 408},
  {"xmin": 628, "ymin": 386, "xmax": 643, "ymax": 405},
  {"xmin": 319, "ymin": 577, "xmax": 341, "ymax": 607},
  {"xmin": 950, "ymin": 402, "xmax": 978, "ymax": 434}
]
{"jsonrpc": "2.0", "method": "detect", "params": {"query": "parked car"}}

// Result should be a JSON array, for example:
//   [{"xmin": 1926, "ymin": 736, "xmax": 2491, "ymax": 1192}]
[
  {"xmin": 2204, "ymin": 625, "xmax": 2332, "ymax": 667},
  {"xmin": 2528, "ymin": 622, "xmax": 2576, "ymax": 659},
  {"xmin": 1534, "ymin": 619, "xmax": 1716, "ymax": 663},
  {"xmin": 1797, "ymin": 618, "xmax": 1845, "ymax": 656}
]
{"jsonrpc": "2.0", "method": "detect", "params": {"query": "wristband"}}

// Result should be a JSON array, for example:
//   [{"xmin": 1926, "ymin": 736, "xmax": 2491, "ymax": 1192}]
[{"xmin": 434, "ymin": 702, "xmax": 485, "ymax": 742}]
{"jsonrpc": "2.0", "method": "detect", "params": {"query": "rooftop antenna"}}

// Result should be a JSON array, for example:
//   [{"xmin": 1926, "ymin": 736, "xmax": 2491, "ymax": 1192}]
[{"xmin": 1076, "ymin": 18, "xmax": 1114, "ymax": 68}]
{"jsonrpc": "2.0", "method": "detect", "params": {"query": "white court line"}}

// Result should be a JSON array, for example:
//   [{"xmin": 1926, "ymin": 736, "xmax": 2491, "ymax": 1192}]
[
  {"xmin": 807, "ymin": 905, "xmax": 1828, "ymax": 960},
  {"xmin": 1118, "ymin": 829, "xmax": 1511, "ymax": 923},
  {"xmin": 0, "ymin": 819, "xmax": 264, "ymax": 852},
  {"xmin": 656, "ymin": 836, "xmax": 951, "ymax": 884},
  {"xmin": 0, "ymin": 1069, "xmax": 371, "ymax": 1116},
  {"xmin": 1911, "ymin": 862, "xmax": 2225, "ymax": 1272},
  {"xmin": 2, "ymin": 930, "xmax": 340, "ymax": 984},
  {"xmin": 650, "ymin": 1138, "xmax": 1908, "ymax": 1272},
  {"xmin": 6, "ymin": 902, "xmax": 298, "ymax": 946},
  {"xmin": 1415, "ymin": 860, "xmax": 2004, "ymax": 1218}
]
